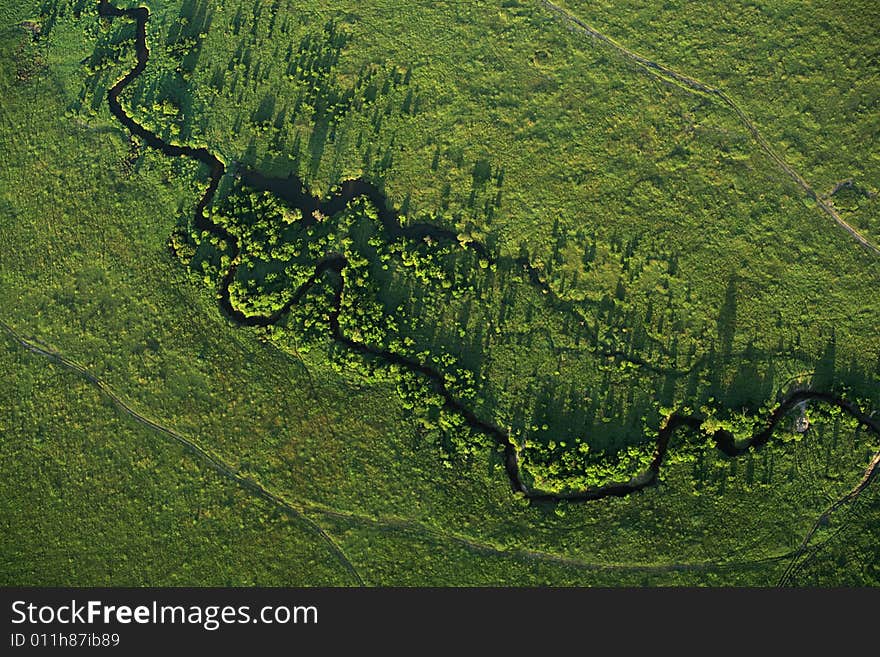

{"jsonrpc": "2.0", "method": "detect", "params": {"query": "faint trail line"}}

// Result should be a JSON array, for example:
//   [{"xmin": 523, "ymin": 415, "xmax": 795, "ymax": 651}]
[
  {"xmin": 310, "ymin": 507, "xmax": 802, "ymax": 574},
  {"xmin": 777, "ymin": 440, "xmax": 880, "ymax": 586},
  {"xmin": 3, "ymin": 317, "xmax": 799, "ymax": 575},
  {"xmin": 0, "ymin": 318, "xmax": 365, "ymax": 586},
  {"xmin": 539, "ymin": 0, "xmax": 880, "ymax": 256}
]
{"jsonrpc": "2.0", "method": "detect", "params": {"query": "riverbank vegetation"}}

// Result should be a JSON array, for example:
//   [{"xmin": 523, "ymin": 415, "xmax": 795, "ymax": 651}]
[{"xmin": 1, "ymin": 0, "xmax": 878, "ymax": 584}]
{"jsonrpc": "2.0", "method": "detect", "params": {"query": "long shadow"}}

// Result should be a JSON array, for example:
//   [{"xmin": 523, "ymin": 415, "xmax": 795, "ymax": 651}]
[{"xmin": 97, "ymin": 1, "xmax": 880, "ymax": 502}]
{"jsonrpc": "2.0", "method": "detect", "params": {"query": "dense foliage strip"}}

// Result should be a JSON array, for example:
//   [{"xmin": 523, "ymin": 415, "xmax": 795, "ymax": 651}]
[{"xmin": 89, "ymin": 0, "xmax": 880, "ymax": 504}]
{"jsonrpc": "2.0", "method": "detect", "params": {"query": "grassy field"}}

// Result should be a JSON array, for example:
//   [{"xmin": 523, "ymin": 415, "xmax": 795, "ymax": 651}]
[
  {"xmin": 1, "ymin": 0, "xmax": 878, "ymax": 585},
  {"xmin": 0, "ymin": 331, "xmax": 355, "ymax": 586},
  {"xmin": 560, "ymin": 0, "xmax": 880, "ymax": 242}
]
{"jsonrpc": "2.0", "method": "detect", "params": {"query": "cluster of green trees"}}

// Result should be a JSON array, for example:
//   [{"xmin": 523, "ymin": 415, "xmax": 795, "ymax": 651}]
[
  {"xmin": 33, "ymin": 0, "xmax": 880, "ymax": 496},
  {"xmin": 521, "ymin": 438, "xmax": 656, "ymax": 491},
  {"xmin": 173, "ymin": 156, "xmax": 880, "ymax": 494}
]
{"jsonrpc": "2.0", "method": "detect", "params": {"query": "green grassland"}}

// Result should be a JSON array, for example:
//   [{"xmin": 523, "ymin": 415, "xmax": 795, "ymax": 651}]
[
  {"xmin": 0, "ymin": 337, "xmax": 354, "ymax": 586},
  {"xmin": 784, "ymin": 477, "xmax": 880, "ymax": 586},
  {"xmin": 560, "ymin": 0, "xmax": 880, "ymax": 242},
  {"xmin": 1, "ymin": 0, "xmax": 878, "ymax": 585}
]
